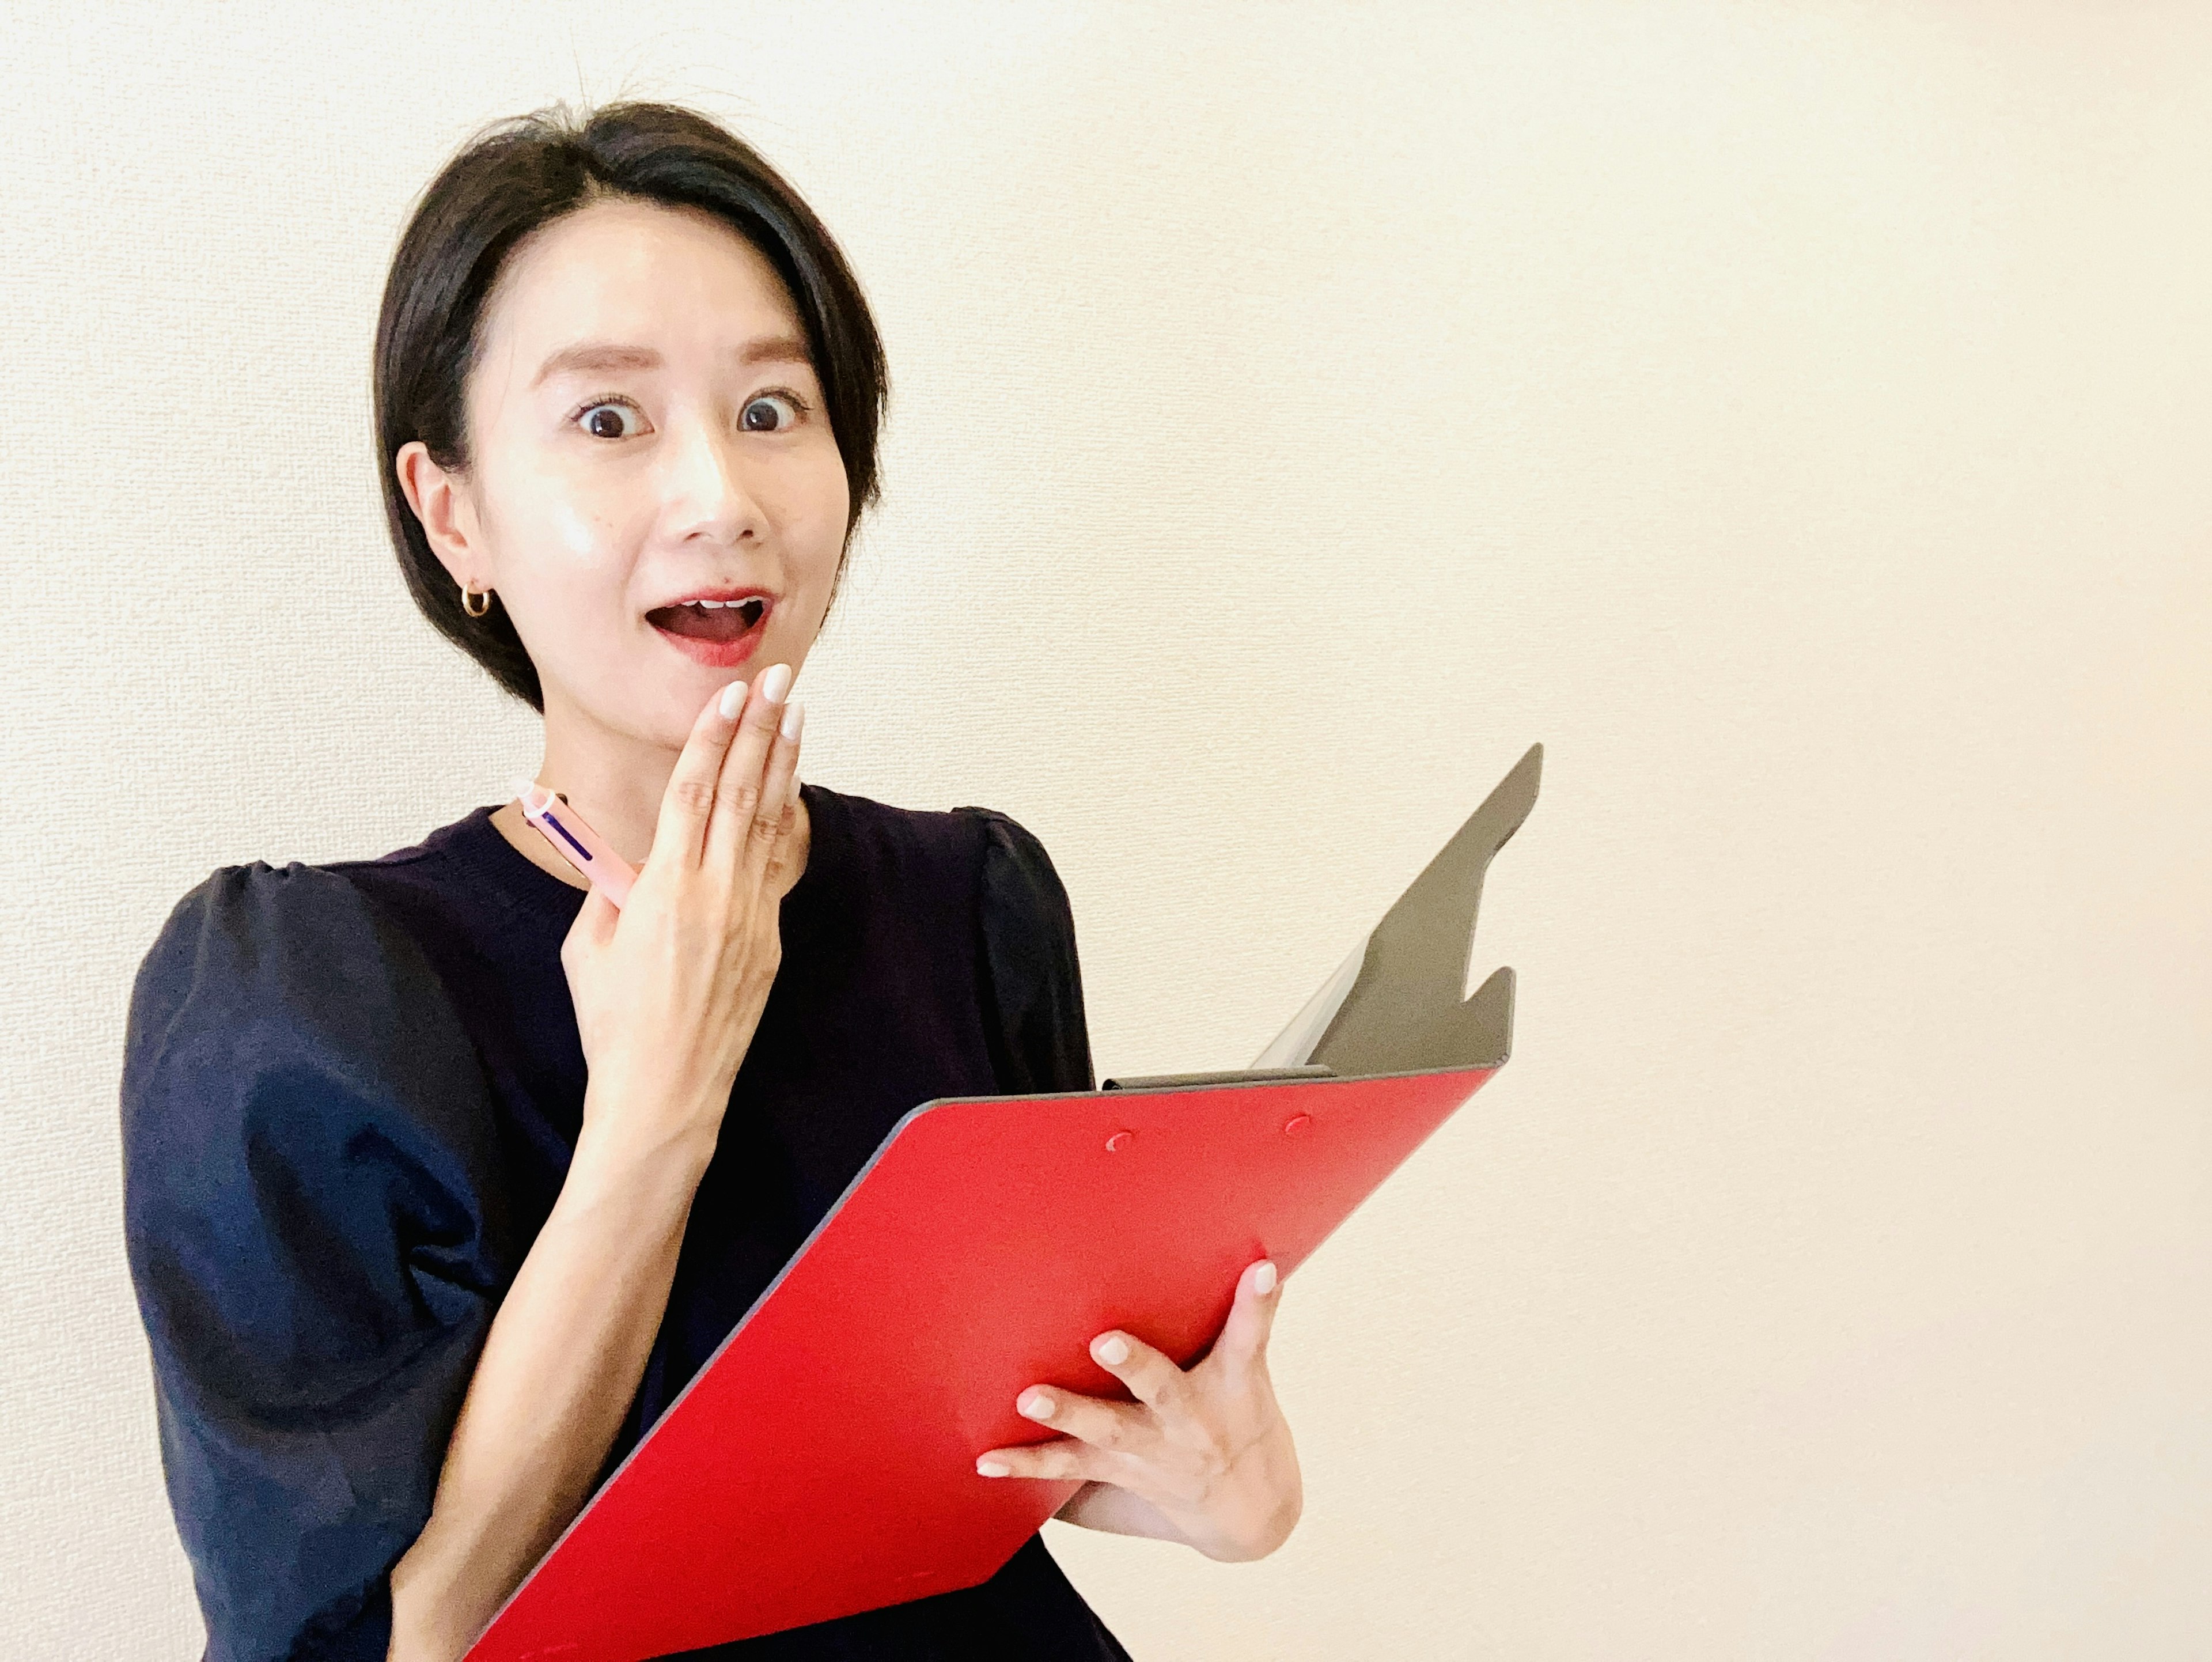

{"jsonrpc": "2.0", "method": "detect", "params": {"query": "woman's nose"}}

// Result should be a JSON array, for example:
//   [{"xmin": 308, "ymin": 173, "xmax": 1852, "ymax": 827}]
[{"xmin": 661, "ymin": 419, "xmax": 762, "ymax": 543}]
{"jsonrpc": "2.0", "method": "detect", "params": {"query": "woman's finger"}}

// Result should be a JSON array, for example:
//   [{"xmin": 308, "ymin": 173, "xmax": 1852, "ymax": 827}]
[
  {"xmin": 974, "ymin": 1436, "xmax": 1117, "ymax": 1485},
  {"xmin": 762, "ymin": 754, "xmax": 804, "ymax": 885},
  {"xmin": 648, "ymin": 680, "xmax": 748, "ymax": 872},
  {"xmin": 1086, "ymin": 1328, "xmax": 1188, "ymax": 1415},
  {"xmin": 1211, "ymin": 1259, "xmax": 1282, "ymax": 1378},
  {"xmin": 1013, "ymin": 1385, "xmax": 1152, "ymax": 1457},
  {"xmin": 703, "ymin": 661, "xmax": 794, "ymax": 876},
  {"xmin": 748, "ymin": 698, "xmax": 804, "ymax": 881}
]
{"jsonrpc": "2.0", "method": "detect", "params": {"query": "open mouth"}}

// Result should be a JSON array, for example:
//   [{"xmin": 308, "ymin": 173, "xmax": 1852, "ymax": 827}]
[
  {"xmin": 646, "ymin": 596, "xmax": 772, "ymax": 667},
  {"xmin": 648, "ymin": 596, "xmax": 769, "ymax": 642}
]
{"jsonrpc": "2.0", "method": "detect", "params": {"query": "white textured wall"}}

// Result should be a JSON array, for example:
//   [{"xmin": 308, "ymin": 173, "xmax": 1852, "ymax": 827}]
[{"xmin": 3, "ymin": 3, "xmax": 2207, "ymax": 1656}]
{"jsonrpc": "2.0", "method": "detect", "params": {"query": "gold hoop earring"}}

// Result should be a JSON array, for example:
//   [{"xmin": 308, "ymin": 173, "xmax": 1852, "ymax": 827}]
[{"xmin": 460, "ymin": 580, "xmax": 493, "ymax": 619}]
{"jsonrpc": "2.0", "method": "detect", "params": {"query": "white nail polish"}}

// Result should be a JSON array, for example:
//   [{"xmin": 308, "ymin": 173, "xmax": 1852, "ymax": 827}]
[
  {"xmin": 976, "ymin": 1459, "xmax": 1010, "ymax": 1477},
  {"xmin": 760, "ymin": 662, "xmax": 793, "ymax": 704},
  {"xmin": 780, "ymin": 698, "xmax": 805, "ymax": 741},
  {"xmin": 718, "ymin": 681, "xmax": 747, "ymax": 720},
  {"xmin": 1094, "ymin": 1335, "xmax": 1130, "ymax": 1365},
  {"xmin": 1019, "ymin": 1392, "xmax": 1054, "ymax": 1420},
  {"xmin": 1252, "ymin": 1262, "xmax": 1278, "ymax": 1296}
]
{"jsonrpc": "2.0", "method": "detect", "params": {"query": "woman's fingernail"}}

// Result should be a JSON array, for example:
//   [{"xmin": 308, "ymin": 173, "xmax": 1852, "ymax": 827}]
[
  {"xmin": 718, "ymin": 681, "xmax": 748, "ymax": 720},
  {"xmin": 1018, "ymin": 1391, "xmax": 1055, "ymax": 1420},
  {"xmin": 1093, "ymin": 1334, "xmax": 1130, "ymax": 1366},
  {"xmin": 1252, "ymin": 1261, "xmax": 1278, "ymax": 1296},
  {"xmin": 780, "ymin": 698, "xmax": 805, "ymax": 741},
  {"xmin": 760, "ymin": 662, "xmax": 794, "ymax": 704},
  {"xmin": 976, "ymin": 1458, "xmax": 1011, "ymax": 1477}
]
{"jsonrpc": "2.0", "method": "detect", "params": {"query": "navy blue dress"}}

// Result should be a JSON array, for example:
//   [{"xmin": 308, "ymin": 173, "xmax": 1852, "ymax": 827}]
[{"xmin": 120, "ymin": 783, "xmax": 1135, "ymax": 1662}]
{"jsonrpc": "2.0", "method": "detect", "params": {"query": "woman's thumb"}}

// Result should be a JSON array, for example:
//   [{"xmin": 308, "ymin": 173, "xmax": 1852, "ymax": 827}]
[{"xmin": 573, "ymin": 883, "xmax": 620, "ymax": 948}]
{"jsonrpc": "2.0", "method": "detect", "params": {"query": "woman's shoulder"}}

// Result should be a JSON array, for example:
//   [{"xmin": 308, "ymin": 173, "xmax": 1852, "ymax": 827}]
[
  {"xmin": 122, "ymin": 854, "xmax": 497, "ymax": 1190},
  {"xmin": 812, "ymin": 782, "xmax": 1069, "ymax": 895},
  {"xmin": 147, "ymin": 851, "xmax": 402, "ymax": 934},
  {"xmin": 126, "ymin": 805, "xmax": 497, "ymax": 1054},
  {"xmin": 130, "ymin": 858, "xmax": 441, "ymax": 1049},
  {"xmin": 806, "ymin": 788, "xmax": 1088, "ymax": 1088}
]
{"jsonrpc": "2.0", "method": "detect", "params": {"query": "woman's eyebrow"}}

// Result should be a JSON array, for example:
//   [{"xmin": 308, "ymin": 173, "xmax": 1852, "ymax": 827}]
[
  {"xmin": 533, "ymin": 343, "xmax": 661, "ymax": 387},
  {"xmin": 734, "ymin": 334, "xmax": 812, "ymax": 368},
  {"xmin": 532, "ymin": 335, "xmax": 812, "ymax": 388}
]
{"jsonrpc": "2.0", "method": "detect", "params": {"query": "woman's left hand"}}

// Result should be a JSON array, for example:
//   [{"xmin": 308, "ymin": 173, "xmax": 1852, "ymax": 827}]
[{"xmin": 974, "ymin": 1259, "xmax": 1302, "ymax": 1562}]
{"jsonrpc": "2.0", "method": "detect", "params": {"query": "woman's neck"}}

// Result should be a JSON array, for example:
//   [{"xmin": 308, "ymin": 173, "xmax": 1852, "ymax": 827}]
[
  {"xmin": 488, "ymin": 794, "xmax": 812, "ymax": 899},
  {"xmin": 487, "ymin": 701, "xmax": 810, "ymax": 898}
]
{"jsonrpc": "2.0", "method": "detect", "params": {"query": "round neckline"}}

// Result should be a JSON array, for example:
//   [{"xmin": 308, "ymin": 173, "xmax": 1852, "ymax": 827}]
[{"xmin": 436, "ymin": 782, "xmax": 835, "ymax": 926}]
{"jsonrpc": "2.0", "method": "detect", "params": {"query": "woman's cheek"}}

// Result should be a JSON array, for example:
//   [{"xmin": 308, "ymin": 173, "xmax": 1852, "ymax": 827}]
[
  {"xmin": 538, "ymin": 490, "xmax": 638, "ymax": 576},
  {"xmin": 793, "ymin": 452, "xmax": 853, "ymax": 599}
]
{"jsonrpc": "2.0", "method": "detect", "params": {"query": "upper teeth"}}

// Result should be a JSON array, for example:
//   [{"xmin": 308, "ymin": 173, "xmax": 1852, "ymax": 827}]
[{"xmin": 686, "ymin": 599, "xmax": 756, "ymax": 609}]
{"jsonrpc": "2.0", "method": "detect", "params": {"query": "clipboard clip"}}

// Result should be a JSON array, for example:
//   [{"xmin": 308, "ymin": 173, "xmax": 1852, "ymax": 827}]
[
  {"xmin": 1101, "ymin": 1064, "xmax": 1335, "ymax": 1092},
  {"xmin": 1251, "ymin": 742, "xmax": 1542, "ymax": 1078}
]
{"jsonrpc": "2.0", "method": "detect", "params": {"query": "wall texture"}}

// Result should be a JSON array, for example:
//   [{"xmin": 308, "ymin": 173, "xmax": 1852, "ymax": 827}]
[{"xmin": 2, "ymin": 3, "xmax": 2206, "ymax": 1656}]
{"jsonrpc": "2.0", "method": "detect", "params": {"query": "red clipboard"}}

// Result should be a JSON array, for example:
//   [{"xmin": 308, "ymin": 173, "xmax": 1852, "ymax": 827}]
[{"xmin": 465, "ymin": 745, "xmax": 1543, "ymax": 1662}]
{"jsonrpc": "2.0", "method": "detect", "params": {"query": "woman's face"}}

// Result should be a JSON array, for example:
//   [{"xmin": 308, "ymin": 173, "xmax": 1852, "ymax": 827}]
[{"xmin": 420, "ymin": 196, "xmax": 850, "ymax": 747}]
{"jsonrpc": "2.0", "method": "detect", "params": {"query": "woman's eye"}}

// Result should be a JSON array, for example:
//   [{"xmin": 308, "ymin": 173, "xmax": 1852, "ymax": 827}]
[
  {"xmin": 740, "ymin": 392, "xmax": 801, "ymax": 433},
  {"xmin": 577, "ymin": 401, "xmax": 644, "ymax": 440}
]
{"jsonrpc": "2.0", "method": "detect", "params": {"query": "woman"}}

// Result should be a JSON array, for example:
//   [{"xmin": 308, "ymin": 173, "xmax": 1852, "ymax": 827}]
[{"xmin": 120, "ymin": 103, "xmax": 1301, "ymax": 1662}]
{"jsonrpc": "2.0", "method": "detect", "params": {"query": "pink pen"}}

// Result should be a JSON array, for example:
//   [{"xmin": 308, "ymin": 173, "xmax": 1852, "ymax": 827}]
[{"xmin": 514, "ymin": 780, "xmax": 638, "ymax": 907}]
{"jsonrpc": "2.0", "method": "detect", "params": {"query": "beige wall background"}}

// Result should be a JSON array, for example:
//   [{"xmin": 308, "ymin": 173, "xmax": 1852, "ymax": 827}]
[{"xmin": 2, "ymin": 2, "xmax": 2207, "ymax": 1656}]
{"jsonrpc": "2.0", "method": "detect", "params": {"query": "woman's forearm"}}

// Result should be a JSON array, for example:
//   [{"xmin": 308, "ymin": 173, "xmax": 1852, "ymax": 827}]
[{"xmin": 387, "ymin": 1090, "xmax": 718, "ymax": 1661}]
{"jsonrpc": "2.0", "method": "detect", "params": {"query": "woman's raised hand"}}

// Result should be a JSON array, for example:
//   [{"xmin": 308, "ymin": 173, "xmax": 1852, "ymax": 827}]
[
  {"xmin": 387, "ymin": 671, "xmax": 804, "ymax": 1653},
  {"xmin": 559, "ymin": 664, "xmax": 806, "ymax": 1167}
]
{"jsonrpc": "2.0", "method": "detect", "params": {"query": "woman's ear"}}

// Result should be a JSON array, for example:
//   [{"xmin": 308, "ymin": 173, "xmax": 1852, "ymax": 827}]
[{"xmin": 394, "ymin": 440, "xmax": 484, "ymax": 590}]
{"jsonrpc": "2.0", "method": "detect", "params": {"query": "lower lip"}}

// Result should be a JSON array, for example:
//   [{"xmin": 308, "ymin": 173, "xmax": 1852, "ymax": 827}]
[{"xmin": 649, "ymin": 613, "xmax": 770, "ymax": 669}]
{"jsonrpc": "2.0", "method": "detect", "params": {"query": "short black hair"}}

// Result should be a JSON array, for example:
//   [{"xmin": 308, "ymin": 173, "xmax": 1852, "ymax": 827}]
[{"xmin": 373, "ymin": 101, "xmax": 888, "ymax": 710}]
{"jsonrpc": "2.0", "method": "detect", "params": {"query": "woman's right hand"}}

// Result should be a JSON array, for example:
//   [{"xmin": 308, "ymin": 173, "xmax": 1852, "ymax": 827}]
[
  {"xmin": 387, "ymin": 669, "xmax": 805, "ymax": 1658},
  {"xmin": 558, "ymin": 663, "xmax": 806, "ymax": 1165}
]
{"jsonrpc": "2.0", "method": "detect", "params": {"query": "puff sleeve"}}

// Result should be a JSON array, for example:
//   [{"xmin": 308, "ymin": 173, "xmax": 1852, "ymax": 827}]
[
  {"xmin": 959, "ymin": 808, "xmax": 1096, "ymax": 1099},
  {"xmin": 120, "ymin": 864, "xmax": 513, "ymax": 1662}
]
